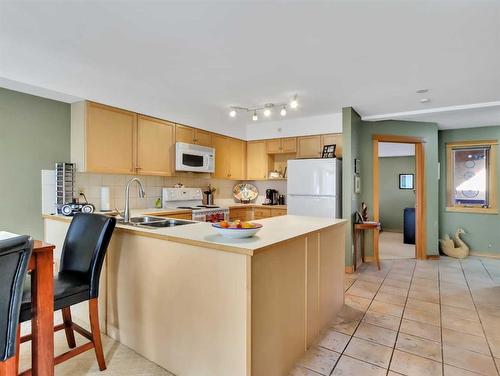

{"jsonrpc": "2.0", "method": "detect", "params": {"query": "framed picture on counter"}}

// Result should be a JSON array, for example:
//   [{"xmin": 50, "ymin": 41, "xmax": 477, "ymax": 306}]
[{"xmin": 321, "ymin": 144, "xmax": 336, "ymax": 158}]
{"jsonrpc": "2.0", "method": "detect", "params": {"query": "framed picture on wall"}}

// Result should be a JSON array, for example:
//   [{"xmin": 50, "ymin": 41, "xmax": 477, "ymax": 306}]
[
  {"xmin": 321, "ymin": 144, "xmax": 336, "ymax": 158},
  {"xmin": 399, "ymin": 174, "xmax": 414, "ymax": 189},
  {"xmin": 354, "ymin": 158, "xmax": 360, "ymax": 174}
]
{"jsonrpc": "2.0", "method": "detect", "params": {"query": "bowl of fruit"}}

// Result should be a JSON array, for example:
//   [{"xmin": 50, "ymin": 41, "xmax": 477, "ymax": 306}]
[{"xmin": 212, "ymin": 220, "xmax": 262, "ymax": 239}]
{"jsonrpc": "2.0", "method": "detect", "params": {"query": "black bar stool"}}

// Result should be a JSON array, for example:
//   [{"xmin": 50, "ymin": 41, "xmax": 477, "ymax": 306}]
[
  {"xmin": 19, "ymin": 213, "xmax": 115, "ymax": 372},
  {"xmin": 0, "ymin": 235, "xmax": 33, "ymax": 376}
]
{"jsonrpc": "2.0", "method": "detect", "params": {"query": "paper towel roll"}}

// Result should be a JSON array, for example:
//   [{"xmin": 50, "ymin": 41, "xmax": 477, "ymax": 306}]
[{"xmin": 101, "ymin": 186, "xmax": 111, "ymax": 211}]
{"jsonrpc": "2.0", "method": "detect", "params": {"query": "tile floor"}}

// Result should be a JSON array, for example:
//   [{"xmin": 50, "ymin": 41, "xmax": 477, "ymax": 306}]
[
  {"xmin": 291, "ymin": 256, "xmax": 500, "ymax": 376},
  {"xmin": 379, "ymin": 232, "xmax": 415, "ymax": 260}
]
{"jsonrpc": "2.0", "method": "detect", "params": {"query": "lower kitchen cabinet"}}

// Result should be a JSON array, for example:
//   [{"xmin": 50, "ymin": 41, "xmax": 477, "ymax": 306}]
[
  {"xmin": 230, "ymin": 206, "xmax": 288, "ymax": 221},
  {"xmin": 229, "ymin": 208, "xmax": 253, "ymax": 221}
]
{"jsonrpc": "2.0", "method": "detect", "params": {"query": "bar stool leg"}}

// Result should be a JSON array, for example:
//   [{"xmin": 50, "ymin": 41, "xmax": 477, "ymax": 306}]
[
  {"xmin": 89, "ymin": 298, "xmax": 106, "ymax": 371},
  {"xmin": 15, "ymin": 325, "xmax": 20, "ymax": 374},
  {"xmin": 62, "ymin": 307, "xmax": 76, "ymax": 349}
]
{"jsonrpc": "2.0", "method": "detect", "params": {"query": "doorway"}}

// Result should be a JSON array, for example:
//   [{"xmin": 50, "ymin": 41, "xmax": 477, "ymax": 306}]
[
  {"xmin": 378, "ymin": 142, "xmax": 416, "ymax": 259},
  {"xmin": 373, "ymin": 135, "xmax": 426, "ymax": 260}
]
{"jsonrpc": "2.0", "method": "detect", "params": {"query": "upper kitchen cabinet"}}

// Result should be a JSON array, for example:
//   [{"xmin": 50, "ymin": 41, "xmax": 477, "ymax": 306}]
[
  {"xmin": 212, "ymin": 134, "xmax": 246, "ymax": 180},
  {"xmin": 321, "ymin": 133, "xmax": 343, "ymax": 157},
  {"xmin": 266, "ymin": 137, "xmax": 297, "ymax": 154},
  {"xmin": 296, "ymin": 135, "xmax": 322, "ymax": 159},
  {"xmin": 71, "ymin": 101, "xmax": 136, "ymax": 173},
  {"xmin": 247, "ymin": 141, "xmax": 271, "ymax": 180},
  {"xmin": 136, "ymin": 115, "xmax": 175, "ymax": 176},
  {"xmin": 175, "ymin": 124, "xmax": 212, "ymax": 147}
]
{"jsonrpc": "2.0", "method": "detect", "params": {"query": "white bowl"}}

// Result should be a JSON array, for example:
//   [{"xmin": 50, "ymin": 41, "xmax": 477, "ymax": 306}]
[{"xmin": 212, "ymin": 223, "xmax": 262, "ymax": 239}]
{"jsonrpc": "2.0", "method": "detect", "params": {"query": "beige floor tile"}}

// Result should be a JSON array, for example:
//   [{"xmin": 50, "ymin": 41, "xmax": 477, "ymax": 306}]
[
  {"xmin": 383, "ymin": 278, "xmax": 411, "ymax": 288},
  {"xmin": 486, "ymin": 336, "xmax": 500, "ymax": 358},
  {"xmin": 443, "ymin": 345, "xmax": 497, "ymax": 376},
  {"xmin": 347, "ymin": 285, "xmax": 377, "ymax": 299},
  {"xmin": 289, "ymin": 366, "xmax": 323, "ymax": 376},
  {"xmin": 408, "ymin": 289, "xmax": 440, "ymax": 303},
  {"xmin": 390, "ymin": 349, "xmax": 443, "ymax": 376},
  {"xmin": 298, "ymin": 346, "xmax": 340, "ymax": 376},
  {"xmin": 379, "ymin": 285, "xmax": 409, "ymax": 297},
  {"xmin": 374, "ymin": 291, "xmax": 408, "ymax": 306},
  {"xmin": 331, "ymin": 355, "xmax": 387, "ymax": 376},
  {"xmin": 405, "ymin": 298, "xmax": 440, "ymax": 315},
  {"xmin": 396, "ymin": 333, "xmax": 442, "ymax": 362},
  {"xmin": 345, "ymin": 294, "xmax": 372, "ymax": 312},
  {"xmin": 403, "ymin": 306, "xmax": 441, "ymax": 326},
  {"xmin": 442, "ymin": 315, "xmax": 485, "ymax": 337},
  {"xmin": 331, "ymin": 320, "xmax": 360, "ymax": 336},
  {"xmin": 368, "ymin": 300, "xmax": 405, "ymax": 317},
  {"xmin": 344, "ymin": 337, "xmax": 393, "ymax": 368},
  {"xmin": 440, "ymin": 294, "xmax": 476, "ymax": 310},
  {"xmin": 442, "ymin": 328, "xmax": 490, "ymax": 355},
  {"xmin": 354, "ymin": 322, "xmax": 398, "ymax": 347},
  {"xmin": 337, "ymin": 303, "xmax": 366, "ymax": 322},
  {"xmin": 317, "ymin": 329, "xmax": 351, "ymax": 353},
  {"xmin": 444, "ymin": 364, "xmax": 484, "ymax": 376},
  {"xmin": 363, "ymin": 311, "xmax": 401, "ymax": 331},
  {"xmin": 400, "ymin": 319, "xmax": 441, "ymax": 342},
  {"xmin": 441, "ymin": 304, "xmax": 480, "ymax": 322}
]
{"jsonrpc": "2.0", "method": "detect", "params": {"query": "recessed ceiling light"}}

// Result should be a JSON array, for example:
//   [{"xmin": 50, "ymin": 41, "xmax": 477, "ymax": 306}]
[
  {"xmin": 229, "ymin": 109, "xmax": 236, "ymax": 117},
  {"xmin": 280, "ymin": 105, "xmax": 287, "ymax": 117},
  {"xmin": 420, "ymin": 98, "xmax": 430, "ymax": 103},
  {"xmin": 290, "ymin": 94, "xmax": 298, "ymax": 109},
  {"xmin": 416, "ymin": 89, "xmax": 429, "ymax": 94},
  {"xmin": 252, "ymin": 111, "xmax": 258, "ymax": 121}
]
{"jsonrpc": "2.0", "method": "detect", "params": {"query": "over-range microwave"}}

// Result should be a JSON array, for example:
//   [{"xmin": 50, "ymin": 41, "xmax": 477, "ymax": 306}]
[{"xmin": 175, "ymin": 142, "xmax": 215, "ymax": 173}]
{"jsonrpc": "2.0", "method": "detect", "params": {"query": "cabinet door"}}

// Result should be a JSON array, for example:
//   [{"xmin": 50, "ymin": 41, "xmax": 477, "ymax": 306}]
[
  {"xmin": 212, "ymin": 134, "xmax": 229, "ymax": 178},
  {"xmin": 229, "ymin": 208, "xmax": 253, "ymax": 221},
  {"xmin": 194, "ymin": 129, "xmax": 212, "ymax": 147},
  {"xmin": 321, "ymin": 133, "xmax": 343, "ymax": 158},
  {"xmin": 281, "ymin": 137, "xmax": 297, "ymax": 153},
  {"xmin": 297, "ymin": 135, "xmax": 322, "ymax": 159},
  {"xmin": 175, "ymin": 124, "xmax": 195, "ymax": 144},
  {"xmin": 86, "ymin": 102, "xmax": 136, "ymax": 174},
  {"xmin": 270, "ymin": 208, "xmax": 287, "ymax": 217},
  {"xmin": 254, "ymin": 207, "xmax": 271, "ymax": 219},
  {"xmin": 137, "ymin": 116, "xmax": 174, "ymax": 176},
  {"xmin": 247, "ymin": 141, "xmax": 269, "ymax": 180},
  {"xmin": 228, "ymin": 138, "xmax": 246, "ymax": 180},
  {"xmin": 266, "ymin": 139, "xmax": 282, "ymax": 154}
]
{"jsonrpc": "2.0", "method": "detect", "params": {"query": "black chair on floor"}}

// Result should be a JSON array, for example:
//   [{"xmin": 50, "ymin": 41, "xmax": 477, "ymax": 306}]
[
  {"xmin": 0, "ymin": 235, "xmax": 33, "ymax": 375},
  {"xmin": 19, "ymin": 213, "xmax": 116, "ymax": 371}
]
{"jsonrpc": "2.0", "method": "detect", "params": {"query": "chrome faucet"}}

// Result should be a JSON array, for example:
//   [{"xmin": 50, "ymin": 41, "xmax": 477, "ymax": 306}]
[{"xmin": 123, "ymin": 177, "xmax": 146, "ymax": 223}]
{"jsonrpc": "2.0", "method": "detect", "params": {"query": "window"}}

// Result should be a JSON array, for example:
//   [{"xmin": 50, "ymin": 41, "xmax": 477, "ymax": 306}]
[{"xmin": 446, "ymin": 140, "xmax": 498, "ymax": 214}]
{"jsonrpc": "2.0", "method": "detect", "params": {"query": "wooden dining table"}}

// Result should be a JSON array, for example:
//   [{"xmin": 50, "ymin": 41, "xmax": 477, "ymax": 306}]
[{"xmin": 22, "ymin": 240, "xmax": 55, "ymax": 376}]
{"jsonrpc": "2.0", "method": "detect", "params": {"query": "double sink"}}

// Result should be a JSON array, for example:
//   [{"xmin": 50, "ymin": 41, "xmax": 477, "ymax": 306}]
[{"xmin": 116, "ymin": 216, "xmax": 193, "ymax": 229}]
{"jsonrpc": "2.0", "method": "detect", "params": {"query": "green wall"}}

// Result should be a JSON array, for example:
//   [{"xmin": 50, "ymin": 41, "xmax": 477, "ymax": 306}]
[
  {"xmin": 342, "ymin": 107, "xmax": 362, "ymax": 267},
  {"xmin": 379, "ymin": 156, "xmax": 416, "ymax": 231},
  {"xmin": 0, "ymin": 88, "xmax": 70, "ymax": 239},
  {"xmin": 439, "ymin": 126, "xmax": 500, "ymax": 253}
]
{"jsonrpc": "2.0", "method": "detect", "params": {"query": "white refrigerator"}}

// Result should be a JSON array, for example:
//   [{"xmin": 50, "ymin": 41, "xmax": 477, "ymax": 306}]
[{"xmin": 287, "ymin": 158, "xmax": 342, "ymax": 218}]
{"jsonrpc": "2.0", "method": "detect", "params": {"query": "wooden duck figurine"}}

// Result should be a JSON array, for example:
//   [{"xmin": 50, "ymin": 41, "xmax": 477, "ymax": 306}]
[{"xmin": 439, "ymin": 228, "xmax": 469, "ymax": 259}]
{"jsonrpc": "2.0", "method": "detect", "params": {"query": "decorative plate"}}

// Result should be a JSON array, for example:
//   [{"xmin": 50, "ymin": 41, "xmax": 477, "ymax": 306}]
[{"xmin": 233, "ymin": 183, "xmax": 258, "ymax": 202}]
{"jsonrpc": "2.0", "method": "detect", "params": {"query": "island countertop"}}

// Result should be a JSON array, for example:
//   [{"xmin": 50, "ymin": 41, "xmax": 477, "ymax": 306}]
[{"xmin": 43, "ymin": 213, "xmax": 346, "ymax": 255}]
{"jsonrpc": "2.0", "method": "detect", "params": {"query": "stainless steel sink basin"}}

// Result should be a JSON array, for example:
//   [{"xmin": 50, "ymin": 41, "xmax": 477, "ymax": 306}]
[{"xmin": 116, "ymin": 216, "xmax": 193, "ymax": 228}]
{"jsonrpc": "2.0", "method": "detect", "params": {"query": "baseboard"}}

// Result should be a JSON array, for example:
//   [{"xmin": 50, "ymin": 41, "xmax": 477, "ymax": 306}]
[
  {"xmin": 470, "ymin": 251, "xmax": 500, "ymax": 259},
  {"xmin": 426, "ymin": 255, "xmax": 440, "ymax": 260},
  {"xmin": 364, "ymin": 256, "xmax": 375, "ymax": 262},
  {"xmin": 345, "ymin": 265, "xmax": 354, "ymax": 273}
]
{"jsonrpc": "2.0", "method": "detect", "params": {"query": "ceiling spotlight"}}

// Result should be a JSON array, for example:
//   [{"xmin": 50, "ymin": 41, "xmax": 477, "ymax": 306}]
[
  {"xmin": 229, "ymin": 109, "xmax": 236, "ymax": 117},
  {"xmin": 252, "ymin": 111, "xmax": 258, "ymax": 121},
  {"xmin": 420, "ymin": 98, "xmax": 430, "ymax": 103},
  {"xmin": 280, "ymin": 105, "xmax": 287, "ymax": 116},
  {"xmin": 416, "ymin": 89, "xmax": 429, "ymax": 94},
  {"xmin": 263, "ymin": 104, "xmax": 272, "ymax": 117},
  {"xmin": 290, "ymin": 94, "xmax": 298, "ymax": 109}
]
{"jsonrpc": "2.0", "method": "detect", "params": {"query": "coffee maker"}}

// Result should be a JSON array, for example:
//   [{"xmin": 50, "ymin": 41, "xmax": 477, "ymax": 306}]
[{"xmin": 264, "ymin": 189, "xmax": 279, "ymax": 205}]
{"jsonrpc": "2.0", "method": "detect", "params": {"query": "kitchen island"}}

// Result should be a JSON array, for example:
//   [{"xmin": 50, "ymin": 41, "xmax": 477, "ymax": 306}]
[{"xmin": 44, "ymin": 213, "xmax": 346, "ymax": 376}]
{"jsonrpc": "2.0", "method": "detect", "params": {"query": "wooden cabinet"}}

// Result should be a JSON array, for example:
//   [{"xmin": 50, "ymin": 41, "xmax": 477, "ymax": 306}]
[
  {"xmin": 136, "ymin": 115, "xmax": 175, "ymax": 176},
  {"xmin": 77, "ymin": 102, "xmax": 136, "ymax": 174},
  {"xmin": 296, "ymin": 135, "xmax": 322, "ymax": 159},
  {"xmin": 254, "ymin": 207, "xmax": 271, "ymax": 219},
  {"xmin": 270, "ymin": 208, "xmax": 287, "ymax": 217},
  {"xmin": 229, "ymin": 207, "xmax": 253, "ymax": 221},
  {"xmin": 212, "ymin": 134, "xmax": 246, "ymax": 180},
  {"xmin": 321, "ymin": 133, "xmax": 343, "ymax": 157},
  {"xmin": 247, "ymin": 141, "xmax": 271, "ymax": 180},
  {"xmin": 155, "ymin": 212, "xmax": 193, "ymax": 220},
  {"xmin": 175, "ymin": 124, "xmax": 212, "ymax": 147},
  {"xmin": 266, "ymin": 137, "xmax": 297, "ymax": 154}
]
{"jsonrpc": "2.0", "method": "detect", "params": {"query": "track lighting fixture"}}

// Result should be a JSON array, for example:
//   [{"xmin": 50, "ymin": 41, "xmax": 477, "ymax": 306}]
[{"xmin": 227, "ymin": 94, "xmax": 298, "ymax": 121}]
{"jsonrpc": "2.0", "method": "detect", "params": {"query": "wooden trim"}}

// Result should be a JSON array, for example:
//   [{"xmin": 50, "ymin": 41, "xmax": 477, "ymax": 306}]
[
  {"xmin": 373, "ymin": 137, "xmax": 426, "ymax": 260},
  {"xmin": 446, "ymin": 140, "xmax": 498, "ymax": 148},
  {"xmin": 344, "ymin": 265, "xmax": 354, "ymax": 274},
  {"xmin": 372, "ymin": 134, "xmax": 425, "ymax": 143},
  {"xmin": 445, "ymin": 206, "xmax": 498, "ymax": 214},
  {"xmin": 426, "ymin": 255, "xmax": 440, "ymax": 260},
  {"xmin": 470, "ymin": 251, "xmax": 500, "ymax": 259}
]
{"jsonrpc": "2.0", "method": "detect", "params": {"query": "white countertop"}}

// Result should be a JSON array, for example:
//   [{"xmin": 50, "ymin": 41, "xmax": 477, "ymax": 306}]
[{"xmin": 44, "ymin": 213, "xmax": 346, "ymax": 255}]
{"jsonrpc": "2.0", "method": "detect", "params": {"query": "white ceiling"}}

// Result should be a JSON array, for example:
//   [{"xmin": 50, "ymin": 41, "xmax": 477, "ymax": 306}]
[{"xmin": 1, "ymin": 1, "xmax": 499, "ymax": 137}]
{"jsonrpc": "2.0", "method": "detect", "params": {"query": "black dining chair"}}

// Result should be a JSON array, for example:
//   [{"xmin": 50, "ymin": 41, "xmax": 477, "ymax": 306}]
[
  {"xmin": 0, "ymin": 235, "xmax": 33, "ymax": 375},
  {"xmin": 19, "ymin": 213, "xmax": 116, "ymax": 371}
]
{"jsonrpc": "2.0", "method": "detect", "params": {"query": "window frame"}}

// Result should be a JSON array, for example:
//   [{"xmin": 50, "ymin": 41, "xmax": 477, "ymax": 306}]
[{"xmin": 446, "ymin": 140, "xmax": 498, "ymax": 214}]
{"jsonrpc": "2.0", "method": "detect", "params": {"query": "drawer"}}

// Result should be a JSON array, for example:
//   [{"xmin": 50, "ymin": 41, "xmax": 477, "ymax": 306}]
[
  {"xmin": 254, "ymin": 207, "xmax": 271, "ymax": 219},
  {"xmin": 270, "ymin": 208, "xmax": 287, "ymax": 217}
]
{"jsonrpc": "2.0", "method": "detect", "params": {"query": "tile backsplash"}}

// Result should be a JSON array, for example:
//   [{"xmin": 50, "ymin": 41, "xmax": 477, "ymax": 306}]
[{"xmin": 75, "ymin": 173, "xmax": 239, "ymax": 211}]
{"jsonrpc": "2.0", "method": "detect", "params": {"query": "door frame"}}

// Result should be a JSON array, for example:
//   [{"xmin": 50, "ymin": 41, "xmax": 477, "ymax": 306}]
[{"xmin": 372, "ymin": 134, "xmax": 426, "ymax": 260}]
